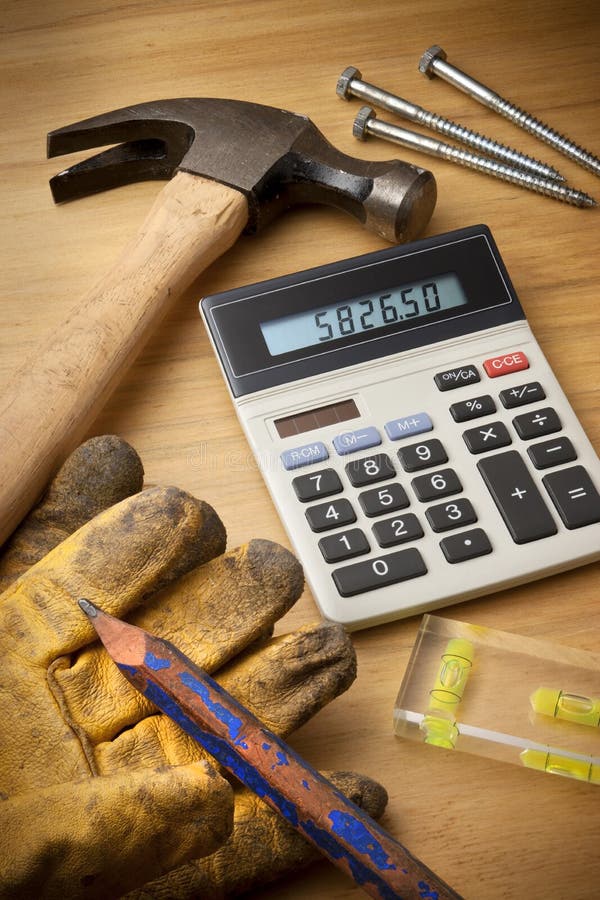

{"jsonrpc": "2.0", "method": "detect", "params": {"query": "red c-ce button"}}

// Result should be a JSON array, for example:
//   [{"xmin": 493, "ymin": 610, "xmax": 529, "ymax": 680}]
[{"xmin": 483, "ymin": 351, "xmax": 529, "ymax": 378}]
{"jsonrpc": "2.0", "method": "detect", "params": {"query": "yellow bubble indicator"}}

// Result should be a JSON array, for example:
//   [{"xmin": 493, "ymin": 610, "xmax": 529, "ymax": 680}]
[
  {"xmin": 420, "ymin": 713, "xmax": 459, "ymax": 749},
  {"xmin": 428, "ymin": 638, "xmax": 475, "ymax": 714},
  {"xmin": 530, "ymin": 687, "xmax": 600, "ymax": 727},
  {"xmin": 520, "ymin": 749, "xmax": 600, "ymax": 785},
  {"xmin": 421, "ymin": 638, "xmax": 474, "ymax": 749}
]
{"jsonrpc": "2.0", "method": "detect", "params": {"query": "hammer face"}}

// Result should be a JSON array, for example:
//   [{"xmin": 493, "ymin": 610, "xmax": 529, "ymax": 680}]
[{"xmin": 48, "ymin": 97, "xmax": 436, "ymax": 241}]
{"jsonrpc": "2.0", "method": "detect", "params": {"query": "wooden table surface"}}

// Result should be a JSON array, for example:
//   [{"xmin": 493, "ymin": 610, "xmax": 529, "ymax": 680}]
[{"xmin": 2, "ymin": 2, "xmax": 599, "ymax": 897}]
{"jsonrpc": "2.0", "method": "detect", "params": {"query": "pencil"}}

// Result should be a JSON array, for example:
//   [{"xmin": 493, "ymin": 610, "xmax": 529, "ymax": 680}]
[{"xmin": 79, "ymin": 599, "xmax": 462, "ymax": 900}]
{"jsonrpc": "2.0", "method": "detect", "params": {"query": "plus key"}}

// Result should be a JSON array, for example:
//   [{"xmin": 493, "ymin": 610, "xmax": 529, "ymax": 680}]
[{"xmin": 477, "ymin": 450, "xmax": 557, "ymax": 543}]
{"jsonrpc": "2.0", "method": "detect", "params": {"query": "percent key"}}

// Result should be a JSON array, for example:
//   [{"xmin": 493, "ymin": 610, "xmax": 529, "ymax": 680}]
[{"xmin": 450, "ymin": 394, "xmax": 497, "ymax": 422}]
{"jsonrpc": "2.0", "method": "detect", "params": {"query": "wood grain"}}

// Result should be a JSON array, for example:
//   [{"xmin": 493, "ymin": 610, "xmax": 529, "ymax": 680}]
[{"xmin": 1, "ymin": 2, "xmax": 599, "ymax": 898}]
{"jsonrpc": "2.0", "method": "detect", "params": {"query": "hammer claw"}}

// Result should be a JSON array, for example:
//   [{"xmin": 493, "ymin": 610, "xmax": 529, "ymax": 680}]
[
  {"xmin": 49, "ymin": 139, "xmax": 176, "ymax": 203},
  {"xmin": 46, "ymin": 101, "xmax": 194, "ymax": 161}
]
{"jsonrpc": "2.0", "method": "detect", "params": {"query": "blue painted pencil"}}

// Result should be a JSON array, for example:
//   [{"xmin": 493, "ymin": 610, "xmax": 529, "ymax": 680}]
[{"xmin": 79, "ymin": 600, "xmax": 461, "ymax": 900}]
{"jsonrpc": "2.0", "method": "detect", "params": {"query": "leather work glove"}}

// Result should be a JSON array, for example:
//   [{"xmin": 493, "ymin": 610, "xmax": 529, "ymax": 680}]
[{"xmin": 0, "ymin": 436, "xmax": 387, "ymax": 899}]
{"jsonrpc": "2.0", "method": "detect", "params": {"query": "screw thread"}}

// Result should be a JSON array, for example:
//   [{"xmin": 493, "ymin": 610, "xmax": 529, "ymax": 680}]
[
  {"xmin": 489, "ymin": 96, "xmax": 600, "ymax": 177},
  {"xmin": 440, "ymin": 143, "xmax": 595, "ymax": 207},
  {"xmin": 416, "ymin": 108, "xmax": 563, "ymax": 181}
]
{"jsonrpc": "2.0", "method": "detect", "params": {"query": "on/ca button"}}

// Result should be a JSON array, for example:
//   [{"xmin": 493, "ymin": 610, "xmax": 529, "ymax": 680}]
[{"xmin": 483, "ymin": 350, "xmax": 529, "ymax": 378}]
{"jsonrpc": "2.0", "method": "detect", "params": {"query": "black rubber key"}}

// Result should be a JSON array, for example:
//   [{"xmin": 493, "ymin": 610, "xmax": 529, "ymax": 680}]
[
  {"xmin": 477, "ymin": 450, "xmax": 557, "ymax": 543},
  {"xmin": 359, "ymin": 483, "xmax": 409, "ymax": 517},
  {"xmin": 293, "ymin": 468, "xmax": 343, "ymax": 502},
  {"xmin": 440, "ymin": 528, "xmax": 492, "ymax": 563},
  {"xmin": 426, "ymin": 498, "xmax": 477, "ymax": 532},
  {"xmin": 318, "ymin": 528, "xmax": 370, "ymax": 562},
  {"xmin": 450, "ymin": 394, "xmax": 496, "ymax": 422},
  {"xmin": 332, "ymin": 547, "xmax": 427, "ymax": 597},
  {"xmin": 543, "ymin": 466, "xmax": 600, "ymax": 529},
  {"xmin": 305, "ymin": 498, "xmax": 356, "ymax": 533},
  {"xmin": 412, "ymin": 468, "xmax": 462, "ymax": 502},
  {"xmin": 372, "ymin": 513, "xmax": 424, "ymax": 548},
  {"xmin": 345, "ymin": 453, "xmax": 396, "ymax": 487},
  {"xmin": 499, "ymin": 381, "xmax": 545, "ymax": 409},
  {"xmin": 512, "ymin": 407, "xmax": 561, "ymax": 440},
  {"xmin": 527, "ymin": 437, "xmax": 577, "ymax": 470},
  {"xmin": 397, "ymin": 438, "xmax": 448, "ymax": 472},
  {"xmin": 463, "ymin": 421, "xmax": 512, "ymax": 454}
]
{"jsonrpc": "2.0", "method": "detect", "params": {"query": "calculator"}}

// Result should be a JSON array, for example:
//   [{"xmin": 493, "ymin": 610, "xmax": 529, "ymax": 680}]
[{"xmin": 200, "ymin": 225, "xmax": 600, "ymax": 630}]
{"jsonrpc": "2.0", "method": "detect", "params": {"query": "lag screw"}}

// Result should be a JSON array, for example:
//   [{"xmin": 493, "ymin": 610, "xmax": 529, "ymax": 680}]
[
  {"xmin": 353, "ymin": 106, "xmax": 596, "ymax": 208},
  {"xmin": 337, "ymin": 66, "xmax": 564, "ymax": 183},
  {"xmin": 419, "ymin": 45, "xmax": 600, "ymax": 178}
]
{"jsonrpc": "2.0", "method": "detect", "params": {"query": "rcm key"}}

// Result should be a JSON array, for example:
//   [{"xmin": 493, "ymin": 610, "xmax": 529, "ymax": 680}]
[{"xmin": 477, "ymin": 450, "xmax": 557, "ymax": 544}]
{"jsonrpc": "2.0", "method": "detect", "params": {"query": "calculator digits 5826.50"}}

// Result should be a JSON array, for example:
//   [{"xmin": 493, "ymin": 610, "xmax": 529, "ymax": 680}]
[{"xmin": 200, "ymin": 225, "xmax": 600, "ymax": 630}]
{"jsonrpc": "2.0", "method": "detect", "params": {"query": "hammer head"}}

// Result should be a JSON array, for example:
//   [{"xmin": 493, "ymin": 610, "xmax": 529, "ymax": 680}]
[{"xmin": 48, "ymin": 98, "xmax": 436, "ymax": 243}]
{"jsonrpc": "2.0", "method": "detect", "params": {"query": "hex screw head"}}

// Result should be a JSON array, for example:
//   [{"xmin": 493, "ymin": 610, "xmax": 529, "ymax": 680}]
[
  {"xmin": 419, "ymin": 45, "xmax": 447, "ymax": 77},
  {"xmin": 353, "ymin": 105, "xmax": 376, "ymax": 140},
  {"xmin": 336, "ymin": 66, "xmax": 362, "ymax": 100}
]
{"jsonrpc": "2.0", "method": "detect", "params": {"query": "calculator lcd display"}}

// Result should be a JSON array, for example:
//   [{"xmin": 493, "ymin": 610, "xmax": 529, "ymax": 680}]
[{"xmin": 260, "ymin": 272, "xmax": 468, "ymax": 357}]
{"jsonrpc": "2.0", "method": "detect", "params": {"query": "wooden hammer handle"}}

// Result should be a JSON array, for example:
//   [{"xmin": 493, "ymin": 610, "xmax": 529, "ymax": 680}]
[{"xmin": 0, "ymin": 172, "xmax": 248, "ymax": 545}]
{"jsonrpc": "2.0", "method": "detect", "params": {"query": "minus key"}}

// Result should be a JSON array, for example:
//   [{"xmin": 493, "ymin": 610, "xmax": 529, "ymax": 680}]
[{"xmin": 528, "ymin": 437, "xmax": 577, "ymax": 470}]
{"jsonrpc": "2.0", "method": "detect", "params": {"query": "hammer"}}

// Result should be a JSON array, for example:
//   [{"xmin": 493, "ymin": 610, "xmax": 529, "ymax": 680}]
[{"xmin": 0, "ymin": 97, "xmax": 436, "ymax": 544}]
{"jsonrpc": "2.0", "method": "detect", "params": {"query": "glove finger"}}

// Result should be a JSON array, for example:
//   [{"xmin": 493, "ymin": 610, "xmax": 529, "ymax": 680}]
[
  {"xmin": 0, "ymin": 761, "xmax": 234, "ymax": 900},
  {"xmin": 217, "ymin": 621, "xmax": 356, "ymax": 735},
  {"xmin": 125, "ymin": 771, "xmax": 388, "ymax": 899},
  {"xmin": 0, "ymin": 435, "xmax": 144, "ymax": 591},
  {"xmin": 1, "ymin": 486, "xmax": 226, "ymax": 664},
  {"xmin": 51, "ymin": 540, "xmax": 303, "ymax": 746},
  {"xmin": 85, "ymin": 622, "xmax": 354, "ymax": 775}
]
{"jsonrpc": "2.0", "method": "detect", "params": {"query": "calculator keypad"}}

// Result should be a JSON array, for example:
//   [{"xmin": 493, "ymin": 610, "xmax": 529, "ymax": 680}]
[{"xmin": 282, "ymin": 348, "xmax": 600, "ymax": 608}]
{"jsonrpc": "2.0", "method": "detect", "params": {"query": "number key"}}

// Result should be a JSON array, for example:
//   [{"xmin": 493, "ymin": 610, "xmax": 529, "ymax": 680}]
[
  {"xmin": 412, "ymin": 468, "xmax": 462, "ymax": 502},
  {"xmin": 292, "ymin": 468, "xmax": 342, "ymax": 502},
  {"xmin": 345, "ymin": 453, "xmax": 395, "ymax": 487},
  {"xmin": 318, "ymin": 528, "xmax": 370, "ymax": 563},
  {"xmin": 373, "ymin": 513, "xmax": 424, "ymax": 548},
  {"xmin": 332, "ymin": 548, "xmax": 427, "ymax": 597},
  {"xmin": 426, "ymin": 498, "xmax": 477, "ymax": 532},
  {"xmin": 359, "ymin": 483, "xmax": 409, "ymax": 517},
  {"xmin": 305, "ymin": 498, "xmax": 356, "ymax": 533},
  {"xmin": 397, "ymin": 438, "xmax": 448, "ymax": 472}
]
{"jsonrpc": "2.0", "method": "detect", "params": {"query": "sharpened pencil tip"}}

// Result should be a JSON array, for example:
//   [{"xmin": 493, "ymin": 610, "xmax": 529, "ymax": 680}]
[{"xmin": 79, "ymin": 597, "xmax": 99, "ymax": 618}]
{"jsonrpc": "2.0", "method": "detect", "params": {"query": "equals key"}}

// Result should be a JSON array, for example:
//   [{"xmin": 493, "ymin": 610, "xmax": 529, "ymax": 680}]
[{"xmin": 543, "ymin": 466, "xmax": 600, "ymax": 529}]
